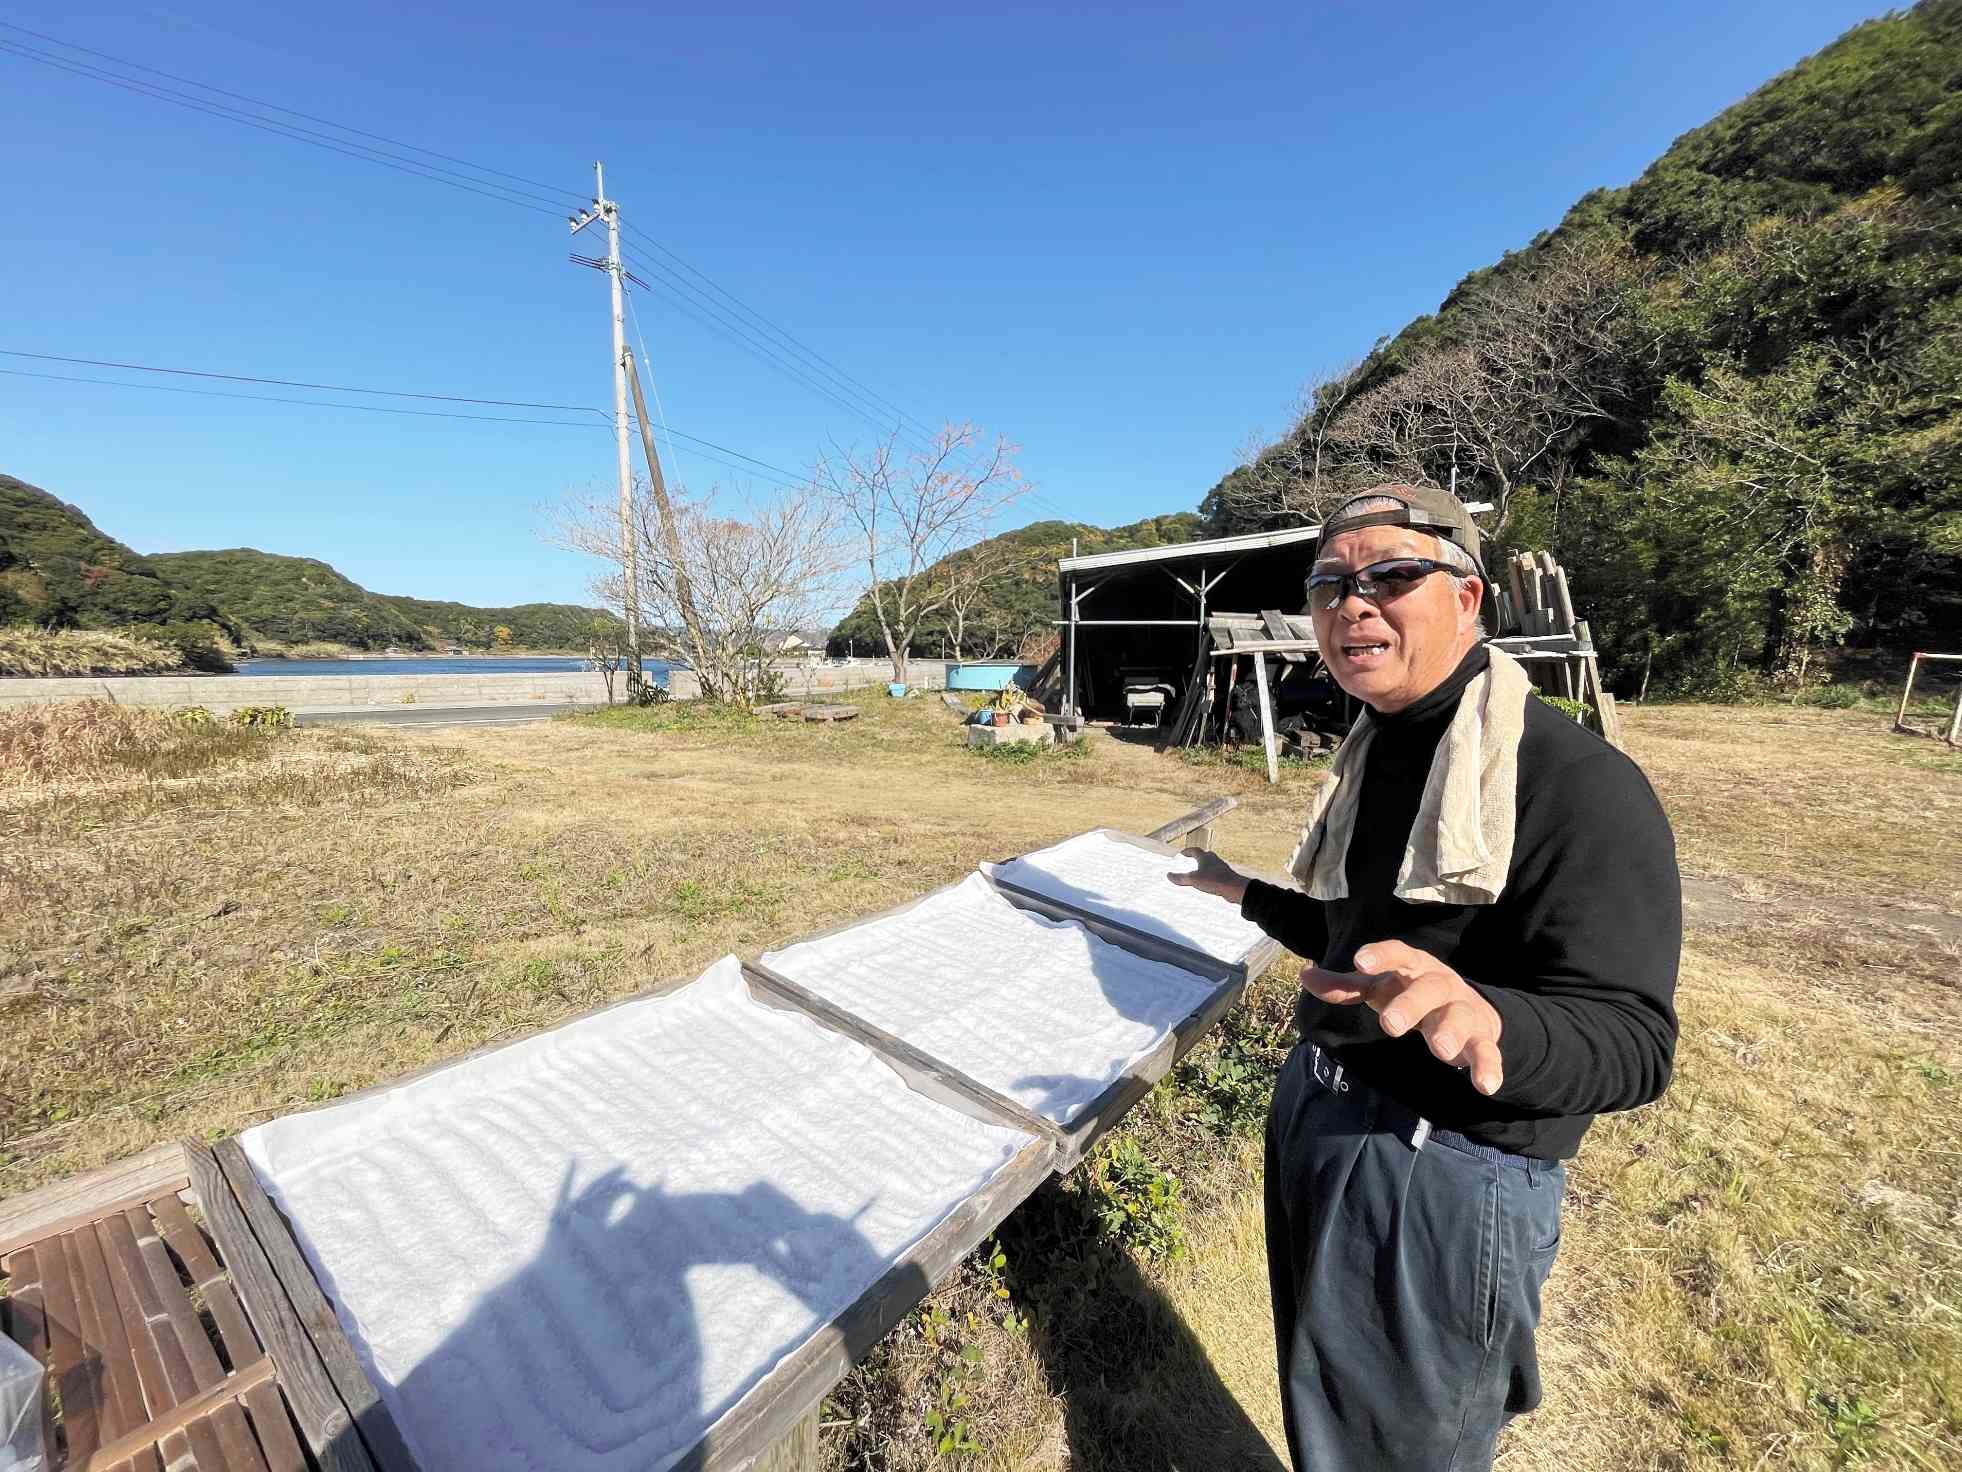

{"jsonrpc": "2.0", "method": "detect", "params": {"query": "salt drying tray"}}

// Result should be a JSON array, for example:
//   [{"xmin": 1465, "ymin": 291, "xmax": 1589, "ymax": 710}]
[
  {"xmin": 760, "ymin": 874, "xmax": 1215, "ymax": 1139},
  {"xmin": 0, "ymin": 802, "xmax": 1275, "ymax": 1472},
  {"xmin": 985, "ymin": 829, "xmax": 1270, "ymax": 970},
  {"xmin": 239, "ymin": 958, "xmax": 1036, "ymax": 1472}
]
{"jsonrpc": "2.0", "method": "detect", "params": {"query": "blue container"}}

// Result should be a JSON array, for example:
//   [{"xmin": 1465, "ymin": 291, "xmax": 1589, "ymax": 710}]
[
  {"xmin": 945, "ymin": 662, "xmax": 1034, "ymax": 692},
  {"xmin": 888, "ymin": 682, "xmax": 909, "ymax": 697}
]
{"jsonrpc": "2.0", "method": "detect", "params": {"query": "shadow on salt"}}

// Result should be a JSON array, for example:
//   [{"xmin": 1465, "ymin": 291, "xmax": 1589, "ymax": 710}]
[
  {"xmin": 240, "ymin": 957, "xmax": 1030, "ymax": 1472},
  {"xmin": 983, "ymin": 830, "xmax": 1270, "ymax": 974}
]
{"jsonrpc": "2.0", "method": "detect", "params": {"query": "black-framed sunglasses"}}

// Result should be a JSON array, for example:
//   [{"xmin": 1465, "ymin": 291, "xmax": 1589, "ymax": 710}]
[{"xmin": 1305, "ymin": 557, "xmax": 1455, "ymax": 611}]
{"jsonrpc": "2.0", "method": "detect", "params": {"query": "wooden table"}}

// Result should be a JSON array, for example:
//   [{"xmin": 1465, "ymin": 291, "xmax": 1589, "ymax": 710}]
[{"xmin": 1, "ymin": 801, "xmax": 1266, "ymax": 1471}]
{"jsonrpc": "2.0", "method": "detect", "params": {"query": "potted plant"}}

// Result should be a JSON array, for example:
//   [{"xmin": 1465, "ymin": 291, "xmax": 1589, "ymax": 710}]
[{"xmin": 989, "ymin": 686, "xmax": 1030, "ymax": 728}]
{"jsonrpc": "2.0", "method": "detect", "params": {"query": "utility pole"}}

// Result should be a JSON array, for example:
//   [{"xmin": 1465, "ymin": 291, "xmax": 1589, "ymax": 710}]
[{"xmin": 570, "ymin": 162, "xmax": 641, "ymax": 701}]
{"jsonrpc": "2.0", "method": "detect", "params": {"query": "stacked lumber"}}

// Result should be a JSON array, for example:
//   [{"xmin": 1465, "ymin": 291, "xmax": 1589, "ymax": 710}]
[{"xmin": 1489, "ymin": 550, "xmax": 1622, "ymax": 748}]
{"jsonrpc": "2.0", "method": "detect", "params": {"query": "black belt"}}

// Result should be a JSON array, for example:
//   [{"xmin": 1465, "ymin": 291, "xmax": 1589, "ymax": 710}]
[{"xmin": 1304, "ymin": 1045, "xmax": 1552, "ymax": 1174}]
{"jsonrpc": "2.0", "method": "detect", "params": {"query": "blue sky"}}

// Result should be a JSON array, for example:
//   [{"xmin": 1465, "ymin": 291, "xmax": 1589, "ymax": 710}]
[{"xmin": 2, "ymin": 1, "xmax": 1888, "ymax": 609}]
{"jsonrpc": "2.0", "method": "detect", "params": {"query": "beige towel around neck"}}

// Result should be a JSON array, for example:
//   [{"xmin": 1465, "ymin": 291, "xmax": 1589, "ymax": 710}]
[{"xmin": 1288, "ymin": 646, "xmax": 1533, "ymax": 906}]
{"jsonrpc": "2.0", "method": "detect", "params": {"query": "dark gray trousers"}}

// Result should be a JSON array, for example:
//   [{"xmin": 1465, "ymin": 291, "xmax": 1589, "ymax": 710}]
[{"xmin": 1265, "ymin": 1045, "xmax": 1564, "ymax": 1471}]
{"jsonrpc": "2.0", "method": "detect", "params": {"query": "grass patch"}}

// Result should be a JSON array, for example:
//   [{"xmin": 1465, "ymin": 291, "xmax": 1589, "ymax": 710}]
[
  {"xmin": 0, "ymin": 626, "xmax": 187, "ymax": 676},
  {"xmin": 0, "ymin": 699, "xmax": 278, "ymax": 787},
  {"xmin": 3, "ymin": 694, "xmax": 1956, "ymax": 1471}
]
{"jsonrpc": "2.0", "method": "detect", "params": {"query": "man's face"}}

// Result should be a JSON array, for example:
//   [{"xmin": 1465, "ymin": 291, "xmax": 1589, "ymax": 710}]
[{"xmin": 1309, "ymin": 526, "xmax": 1483, "ymax": 713}]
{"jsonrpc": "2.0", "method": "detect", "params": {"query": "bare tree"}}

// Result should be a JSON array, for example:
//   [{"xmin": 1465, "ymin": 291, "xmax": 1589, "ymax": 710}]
[
  {"xmin": 1216, "ymin": 362, "xmax": 1376, "ymax": 527},
  {"xmin": 1328, "ymin": 237, "xmax": 1652, "ymax": 528},
  {"xmin": 584, "ymin": 616, "xmax": 625, "ymax": 703},
  {"xmin": 818, "ymin": 424, "xmax": 1027, "ymax": 684},
  {"xmin": 549, "ymin": 480, "xmax": 849, "ymax": 706},
  {"xmin": 942, "ymin": 539, "xmax": 1036, "ymax": 659}
]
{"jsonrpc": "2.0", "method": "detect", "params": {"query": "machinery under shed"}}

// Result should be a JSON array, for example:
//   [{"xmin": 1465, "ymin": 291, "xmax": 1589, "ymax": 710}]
[
  {"xmin": 1038, "ymin": 513, "xmax": 1619, "ymax": 781},
  {"xmin": 1050, "ymin": 522, "xmax": 1332, "ymax": 736}
]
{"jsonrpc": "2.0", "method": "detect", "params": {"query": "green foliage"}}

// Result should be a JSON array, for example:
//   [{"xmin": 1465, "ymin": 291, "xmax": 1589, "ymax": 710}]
[
  {"xmin": 227, "ymin": 705, "xmax": 293, "ymax": 729},
  {"xmin": 148, "ymin": 549, "xmax": 616, "ymax": 651},
  {"xmin": 827, "ymin": 513, "xmax": 1204, "ymax": 659},
  {"xmin": 916, "ymin": 1306, "xmax": 987, "ymax": 1457},
  {"xmin": 1180, "ymin": 1036, "xmax": 1274, "ymax": 1139},
  {"xmin": 1093, "ymin": 1136, "xmax": 1186, "ymax": 1261},
  {"xmin": 1535, "ymin": 693, "xmax": 1591, "ymax": 724},
  {"xmin": 1205, "ymin": 2, "xmax": 1962, "ymax": 689},
  {"xmin": 0, "ymin": 475, "xmax": 227, "ymax": 632},
  {"xmin": 1, "ymin": 477, "xmax": 620, "ymax": 651}
]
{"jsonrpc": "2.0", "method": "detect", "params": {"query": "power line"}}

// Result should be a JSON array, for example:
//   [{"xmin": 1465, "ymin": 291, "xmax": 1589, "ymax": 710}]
[
  {"xmin": 0, "ymin": 366, "xmax": 806, "ymax": 485},
  {"xmin": 0, "ymin": 20, "xmax": 588, "ymax": 208},
  {"xmin": 0, "ymin": 349, "xmax": 600, "ymax": 413},
  {"xmin": 624, "ymin": 290, "xmax": 692, "ymax": 495},
  {"xmin": 7, "ymin": 22, "xmax": 1050, "ymax": 510},
  {"xmin": 616, "ymin": 245, "xmax": 913, "ymax": 441},
  {"xmin": 0, "ymin": 37, "xmax": 571, "ymax": 217},
  {"xmin": 621, "ymin": 220, "xmax": 946, "ymax": 448},
  {"xmin": 0, "ymin": 367, "xmax": 603, "ymax": 427}
]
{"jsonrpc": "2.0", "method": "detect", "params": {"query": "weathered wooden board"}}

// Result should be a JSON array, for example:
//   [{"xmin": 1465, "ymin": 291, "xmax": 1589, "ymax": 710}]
[
  {"xmin": 0, "ymin": 1142, "xmax": 187, "ymax": 1258},
  {"xmin": 213, "ymin": 1138, "xmax": 419, "ymax": 1472},
  {"xmin": 183, "ymin": 1140, "xmax": 379, "ymax": 1472},
  {"xmin": 150, "ymin": 1192, "xmax": 308, "ymax": 1472}
]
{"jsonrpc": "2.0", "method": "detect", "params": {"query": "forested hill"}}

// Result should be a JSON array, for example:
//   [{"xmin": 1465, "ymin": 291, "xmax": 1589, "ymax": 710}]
[
  {"xmin": 1201, "ymin": 0, "xmax": 1962, "ymax": 693},
  {"xmin": 149, "ymin": 550, "xmax": 609, "ymax": 652},
  {"xmin": 827, "ymin": 513, "xmax": 1205, "ymax": 658},
  {"xmin": 0, "ymin": 475, "xmax": 617, "ymax": 655},
  {"xmin": 0, "ymin": 476, "xmax": 226, "ymax": 633}
]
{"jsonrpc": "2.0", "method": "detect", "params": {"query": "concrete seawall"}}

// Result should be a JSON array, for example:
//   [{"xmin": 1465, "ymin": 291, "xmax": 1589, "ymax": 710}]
[{"xmin": 0, "ymin": 662, "xmax": 950, "ymax": 711}]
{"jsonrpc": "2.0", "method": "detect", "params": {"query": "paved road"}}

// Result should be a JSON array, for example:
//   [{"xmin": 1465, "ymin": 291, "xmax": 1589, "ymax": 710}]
[{"xmin": 293, "ymin": 702, "xmax": 597, "ymax": 730}]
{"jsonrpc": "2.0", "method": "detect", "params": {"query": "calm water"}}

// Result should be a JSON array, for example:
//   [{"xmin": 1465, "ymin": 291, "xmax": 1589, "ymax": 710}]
[{"xmin": 235, "ymin": 656, "xmax": 676, "ymax": 683}]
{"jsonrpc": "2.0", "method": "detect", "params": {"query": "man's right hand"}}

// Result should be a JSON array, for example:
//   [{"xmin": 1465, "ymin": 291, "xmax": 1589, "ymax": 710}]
[{"xmin": 1168, "ymin": 848, "xmax": 1250, "ymax": 907}]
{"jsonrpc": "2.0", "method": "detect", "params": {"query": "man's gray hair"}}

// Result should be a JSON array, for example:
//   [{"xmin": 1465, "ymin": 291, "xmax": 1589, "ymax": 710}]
[{"xmin": 1330, "ymin": 493, "xmax": 1487, "ymax": 634}]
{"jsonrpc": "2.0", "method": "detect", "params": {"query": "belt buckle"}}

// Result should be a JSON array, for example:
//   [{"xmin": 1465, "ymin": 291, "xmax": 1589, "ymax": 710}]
[{"xmin": 1308, "ymin": 1046, "xmax": 1350, "ymax": 1093}]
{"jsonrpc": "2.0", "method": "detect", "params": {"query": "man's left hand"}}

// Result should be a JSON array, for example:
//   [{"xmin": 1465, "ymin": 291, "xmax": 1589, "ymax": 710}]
[{"xmin": 1300, "ymin": 939, "xmax": 1505, "ymax": 1096}]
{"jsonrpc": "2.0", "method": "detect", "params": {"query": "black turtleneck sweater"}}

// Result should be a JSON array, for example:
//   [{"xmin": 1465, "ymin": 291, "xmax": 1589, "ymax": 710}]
[{"xmin": 1240, "ymin": 644, "xmax": 1681, "ymax": 1160}]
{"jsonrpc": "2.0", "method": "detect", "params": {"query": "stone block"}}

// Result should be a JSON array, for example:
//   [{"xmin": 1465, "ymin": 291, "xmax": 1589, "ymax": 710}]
[{"xmin": 966, "ymin": 719, "xmax": 1052, "ymax": 749}]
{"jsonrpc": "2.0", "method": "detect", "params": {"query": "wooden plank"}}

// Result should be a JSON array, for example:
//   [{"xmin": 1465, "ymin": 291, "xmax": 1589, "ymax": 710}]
[
  {"xmin": 42, "ymin": 1223, "xmax": 101, "ymax": 1463},
  {"xmin": 97, "ymin": 1215, "xmax": 203, "ymax": 1472},
  {"xmin": 70, "ymin": 1222, "xmax": 147, "ymax": 1440},
  {"xmin": 1551, "ymin": 566, "xmax": 1576, "ymax": 634},
  {"xmin": 984, "ymin": 876, "xmax": 1239, "ymax": 988},
  {"xmin": 1145, "ymin": 796, "xmax": 1237, "ymax": 848},
  {"xmin": 739, "ymin": 961, "xmax": 1064, "ymax": 1149},
  {"xmin": 691, "ymin": 1136, "xmax": 1056, "ymax": 1471},
  {"xmin": 0, "ymin": 1143, "xmax": 187, "ymax": 1258},
  {"xmin": 211, "ymin": 1138, "xmax": 419, "ymax": 1472},
  {"xmin": 1252, "ymin": 653, "xmax": 1279, "ymax": 784},
  {"xmin": 182, "ymin": 1141, "xmax": 379, "ymax": 1472},
  {"xmin": 115, "ymin": 1207, "xmax": 244, "ymax": 1472},
  {"xmin": 3, "ymin": 1243, "xmax": 57, "ymax": 1462},
  {"xmin": 130, "ymin": 1205, "xmax": 269, "ymax": 1472},
  {"xmin": 71, "ymin": 1355, "xmax": 277, "ymax": 1472},
  {"xmin": 753, "ymin": 1410, "xmax": 819, "ymax": 1472}
]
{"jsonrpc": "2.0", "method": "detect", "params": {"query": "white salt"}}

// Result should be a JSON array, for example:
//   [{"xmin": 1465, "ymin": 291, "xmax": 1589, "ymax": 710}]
[
  {"xmin": 762, "ymin": 874, "xmax": 1216, "ymax": 1125},
  {"xmin": 240, "ymin": 957, "xmax": 1029, "ymax": 1472},
  {"xmin": 985, "ymin": 830, "xmax": 1269, "ymax": 965}
]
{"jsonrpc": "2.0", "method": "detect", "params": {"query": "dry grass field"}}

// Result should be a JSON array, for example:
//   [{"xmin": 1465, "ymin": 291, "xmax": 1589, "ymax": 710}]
[{"xmin": 2, "ymin": 694, "xmax": 1957, "ymax": 1470}]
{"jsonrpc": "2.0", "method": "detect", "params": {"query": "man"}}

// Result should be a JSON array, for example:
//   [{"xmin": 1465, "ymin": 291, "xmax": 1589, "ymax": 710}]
[{"xmin": 1171, "ymin": 485, "xmax": 1680, "ymax": 1470}]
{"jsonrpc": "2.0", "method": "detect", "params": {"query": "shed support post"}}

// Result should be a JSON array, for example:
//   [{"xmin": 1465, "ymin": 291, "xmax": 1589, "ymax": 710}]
[
  {"xmin": 1066, "ymin": 582, "xmax": 1079, "ymax": 717},
  {"xmin": 1252, "ymin": 653, "xmax": 1279, "ymax": 784}
]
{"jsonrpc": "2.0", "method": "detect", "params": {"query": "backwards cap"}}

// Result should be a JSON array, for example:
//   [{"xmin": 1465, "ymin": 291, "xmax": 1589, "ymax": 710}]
[{"xmin": 1320, "ymin": 484, "xmax": 1483, "ymax": 572}]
